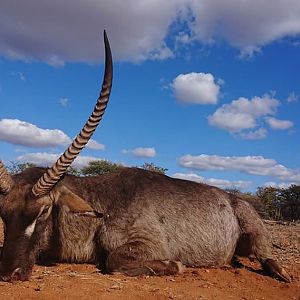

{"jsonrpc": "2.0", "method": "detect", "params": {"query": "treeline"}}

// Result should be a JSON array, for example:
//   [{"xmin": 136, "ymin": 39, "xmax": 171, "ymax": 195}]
[
  {"xmin": 226, "ymin": 185, "xmax": 300, "ymax": 221},
  {"xmin": 7, "ymin": 161, "xmax": 299, "ymax": 221},
  {"xmin": 68, "ymin": 161, "xmax": 168, "ymax": 176},
  {"xmin": 255, "ymin": 185, "xmax": 300, "ymax": 221}
]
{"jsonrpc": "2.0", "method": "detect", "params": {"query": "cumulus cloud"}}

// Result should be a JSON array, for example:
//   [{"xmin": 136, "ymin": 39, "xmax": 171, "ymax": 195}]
[
  {"xmin": 123, "ymin": 147, "xmax": 157, "ymax": 158},
  {"xmin": 86, "ymin": 139, "xmax": 105, "ymax": 150},
  {"xmin": 208, "ymin": 94, "xmax": 293, "ymax": 138},
  {"xmin": 179, "ymin": 154, "xmax": 300, "ymax": 183},
  {"xmin": 0, "ymin": 119, "xmax": 71, "ymax": 147},
  {"xmin": 0, "ymin": 0, "xmax": 182, "ymax": 64},
  {"xmin": 208, "ymin": 95, "xmax": 279, "ymax": 132},
  {"xmin": 0, "ymin": 118, "xmax": 105, "ymax": 150},
  {"xmin": 1, "ymin": 1, "xmax": 300, "ymax": 64},
  {"xmin": 172, "ymin": 172, "xmax": 251, "ymax": 190},
  {"xmin": 17, "ymin": 152, "xmax": 102, "ymax": 169},
  {"xmin": 188, "ymin": 0, "xmax": 300, "ymax": 56},
  {"xmin": 266, "ymin": 117, "xmax": 293, "ymax": 130},
  {"xmin": 172, "ymin": 72, "xmax": 221, "ymax": 104}
]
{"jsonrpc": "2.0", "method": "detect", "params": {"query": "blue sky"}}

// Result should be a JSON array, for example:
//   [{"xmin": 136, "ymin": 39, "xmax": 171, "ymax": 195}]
[{"xmin": 0, "ymin": 0, "xmax": 300, "ymax": 191}]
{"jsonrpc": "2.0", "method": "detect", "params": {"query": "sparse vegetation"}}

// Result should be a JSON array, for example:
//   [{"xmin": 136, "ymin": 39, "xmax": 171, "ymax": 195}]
[
  {"xmin": 279, "ymin": 185, "xmax": 300, "ymax": 220},
  {"xmin": 140, "ymin": 162, "xmax": 168, "ymax": 175},
  {"xmin": 66, "ymin": 166, "xmax": 82, "ymax": 176},
  {"xmin": 256, "ymin": 185, "xmax": 300, "ymax": 221},
  {"xmin": 81, "ymin": 160, "xmax": 123, "ymax": 176},
  {"xmin": 226, "ymin": 185, "xmax": 300, "ymax": 221}
]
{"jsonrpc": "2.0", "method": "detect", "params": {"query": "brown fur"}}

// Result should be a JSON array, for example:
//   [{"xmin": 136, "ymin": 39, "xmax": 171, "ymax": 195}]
[{"xmin": 0, "ymin": 167, "xmax": 291, "ymax": 282}]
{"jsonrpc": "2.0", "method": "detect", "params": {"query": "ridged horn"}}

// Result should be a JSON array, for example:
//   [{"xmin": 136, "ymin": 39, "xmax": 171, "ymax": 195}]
[
  {"xmin": 0, "ymin": 160, "xmax": 14, "ymax": 194},
  {"xmin": 31, "ymin": 30, "xmax": 113, "ymax": 198}
]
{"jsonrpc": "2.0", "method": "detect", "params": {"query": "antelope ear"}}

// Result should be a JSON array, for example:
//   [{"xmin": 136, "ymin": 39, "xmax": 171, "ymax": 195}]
[{"xmin": 55, "ymin": 186, "xmax": 103, "ymax": 218}]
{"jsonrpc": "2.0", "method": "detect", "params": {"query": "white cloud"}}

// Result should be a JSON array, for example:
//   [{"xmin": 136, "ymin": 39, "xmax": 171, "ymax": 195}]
[
  {"xmin": 209, "ymin": 94, "xmax": 293, "ymax": 137},
  {"xmin": 121, "ymin": 149, "xmax": 129, "ymax": 155},
  {"xmin": 208, "ymin": 95, "xmax": 279, "ymax": 132},
  {"xmin": 0, "ymin": 118, "xmax": 105, "ymax": 150},
  {"xmin": 208, "ymin": 95, "xmax": 283, "ymax": 138},
  {"xmin": 188, "ymin": 0, "xmax": 300, "ymax": 55},
  {"xmin": 17, "ymin": 152, "xmax": 102, "ymax": 169},
  {"xmin": 12, "ymin": 72, "xmax": 26, "ymax": 81},
  {"xmin": 264, "ymin": 181, "xmax": 295, "ymax": 189},
  {"xmin": 178, "ymin": 154, "xmax": 300, "ymax": 183},
  {"xmin": 123, "ymin": 147, "xmax": 156, "ymax": 158},
  {"xmin": 172, "ymin": 172, "xmax": 251, "ymax": 190},
  {"xmin": 17, "ymin": 152, "xmax": 59, "ymax": 166},
  {"xmin": 59, "ymin": 97, "xmax": 69, "ymax": 107},
  {"xmin": 239, "ymin": 46, "xmax": 262, "ymax": 59},
  {"xmin": 0, "ymin": 119, "xmax": 71, "ymax": 147},
  {"xmin": 2, "ymin": 1, "xmax": 299, "ymax": 64},
  {"xmin": 266, "ymin": 117, "xmax": 293, "ymax": 130},
  {"xmin": 287, "ymin": 92, "xmax": 299, "ymax": 103},
  {"xmin": 172, "ymin": 72, "xmax": 221, "ymax": 104},
  {"xmin": 137, "ymin": 43, "xmax": 175, "ymax": 61},
  {"xmin": 0, "ymin": 0, "xmax": 183, "ymax": 64},
  {"xmin": 86, "ymin": 139, "xmax": 105, "ymax": 150},
  {"xmin": 238, "ymin": 128, "xmax": 268, "ymax": 140}
]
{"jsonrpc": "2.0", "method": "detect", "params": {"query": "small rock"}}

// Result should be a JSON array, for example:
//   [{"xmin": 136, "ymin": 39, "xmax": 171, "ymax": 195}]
[{"xmin": 110, "ymin": 284, "xmax": 122, "ymax": 290}]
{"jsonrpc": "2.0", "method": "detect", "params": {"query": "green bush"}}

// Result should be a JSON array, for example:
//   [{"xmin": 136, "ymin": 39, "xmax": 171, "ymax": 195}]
[
  {"xmin": 81, "ymin": 160, "xmax": 123, "ymax": 176},
  {"xmin": 140, "ymin": 162, "xmax": 168, "ymax": 175},
  {"xmin": 256, "ymin": 185, "xmax": 300, "ymax": 220}
]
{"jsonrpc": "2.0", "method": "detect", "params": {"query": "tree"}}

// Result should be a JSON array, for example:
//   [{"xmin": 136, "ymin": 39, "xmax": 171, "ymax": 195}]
[
  {"xmin": 256, "ymin": 186, "xmax": 283, "ymax": 220},
  {"xmin": 140, "ymin": 162, "xmax": 168, "ymax": 175},
  {"xmin": 66, "ymin": 166, "xmax": 82, "ymax": 176},
  {"xmin": 256, "ymin": 185, "xmax": 300, "ymax": 220},
  {"xmin": 81, "ymin": 160, "xmax": 122, "ymax": 176},
  {"xmin": 279, "ymin": 185, "xmax": 300, "ymax": 220}
]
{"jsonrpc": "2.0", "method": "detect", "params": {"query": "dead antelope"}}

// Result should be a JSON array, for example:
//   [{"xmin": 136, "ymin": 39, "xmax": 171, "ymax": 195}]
[{"xmin": 0, "ymin": 31, "xmax": 291, "ymax": 283}]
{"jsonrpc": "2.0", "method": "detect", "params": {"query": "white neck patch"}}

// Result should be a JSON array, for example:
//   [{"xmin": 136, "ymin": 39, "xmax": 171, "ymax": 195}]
[
  {"xmin": 24, "ymin": 205, "xmax": 48, "ymax": 237},
  {"xmin": 24, "ymin": 218, "xmax": 38, "ymax": 237}
]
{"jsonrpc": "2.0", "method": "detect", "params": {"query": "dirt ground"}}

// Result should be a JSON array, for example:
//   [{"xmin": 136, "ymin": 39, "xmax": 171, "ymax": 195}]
[{"xmin": 0, "ymin": 221, "xmax": 299, "ymax": 300}]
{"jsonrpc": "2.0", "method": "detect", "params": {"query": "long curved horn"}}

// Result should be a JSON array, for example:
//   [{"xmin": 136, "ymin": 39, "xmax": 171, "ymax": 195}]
[
  {"xmin": 0, "ymin": 161, "xmax": 14, "ymax": 194},
  {"xmin": 31, "ymin": 30, "xmax": 113, "ymax": 198}
]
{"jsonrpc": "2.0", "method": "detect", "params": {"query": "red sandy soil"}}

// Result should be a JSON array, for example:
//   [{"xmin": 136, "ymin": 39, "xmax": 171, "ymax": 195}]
[{"xmin": 0, "ymin": 221, "xmax": 299, "ymax": 300}]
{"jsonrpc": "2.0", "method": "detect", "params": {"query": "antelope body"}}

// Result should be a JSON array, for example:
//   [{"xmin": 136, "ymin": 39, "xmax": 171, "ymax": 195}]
[{"xmin": 0, "ymin": 32, "xmax": 291, "ymax": 282}]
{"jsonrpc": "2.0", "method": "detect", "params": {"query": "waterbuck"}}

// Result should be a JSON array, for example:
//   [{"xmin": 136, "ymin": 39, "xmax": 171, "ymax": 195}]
[{"xmin": 0, "ymin": 32, "xmax": 291, "ymax": 283}]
